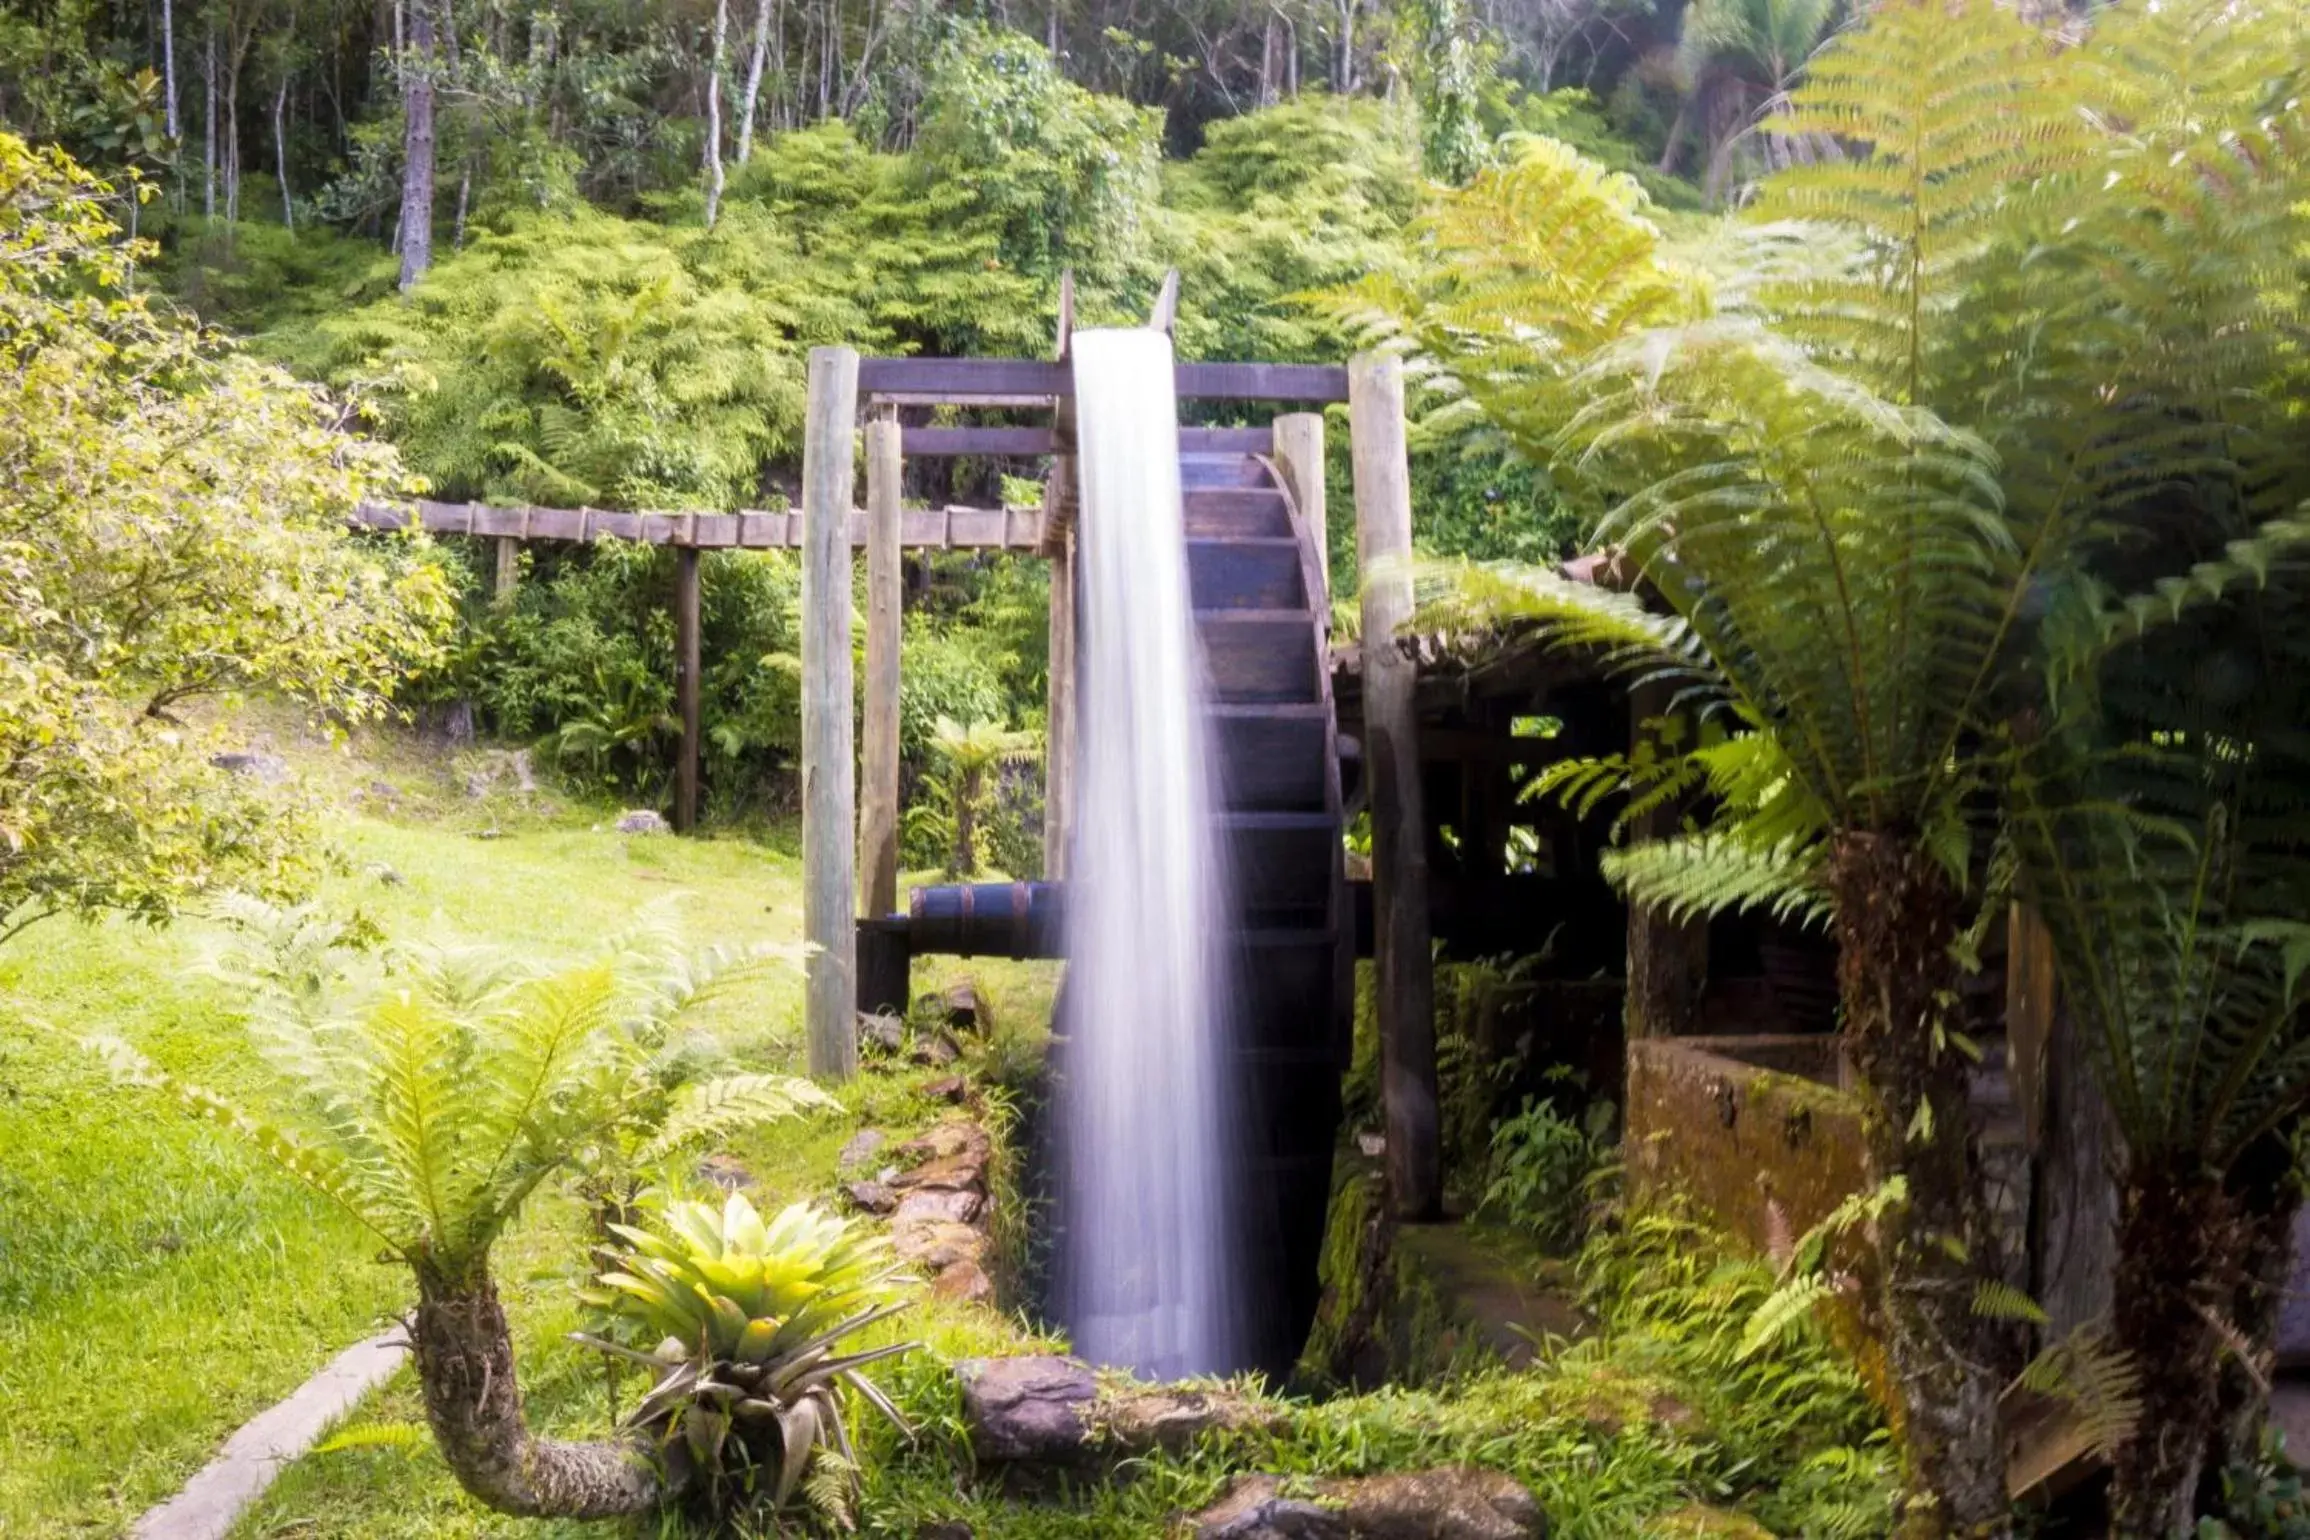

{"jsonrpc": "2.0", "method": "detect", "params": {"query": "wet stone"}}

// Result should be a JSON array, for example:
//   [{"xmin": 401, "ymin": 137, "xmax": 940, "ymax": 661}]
[
  {"xmin": 892, "ymin": 1221, "xmax": 986, "ymax": 1272},
  {"xmin": 841, "ymin": 1180, "xmax": 897, "ymax": 1215},
  {"xmin": 929, "ymin": 1259, "xmax": 996, "ymax": 1307},
  {"xmin": 837, "ymin": 1129, "xmax": 889, "ymax": 1171},
  {"xmin": 891, "ymin": 1151, "xmax": 987, "ymax": 1194},
  {"xmin": 895, "ymin": 1188, "xmax": 982, "ymax": 1226},
  {"xmin": 696, "ymin": 1154, "xmax": 755, "ymax": 1192},
  {"xmin": 615, "ymin": 809, "xmax": 669, "ymax": 835},
  {"xmin": 1191, "ymin": 1469, "xmax": 1547, "ymax": 1540},
  {"xmin": 922, "ymin": 1074, "xmax": 970, "ymax": 1104}
]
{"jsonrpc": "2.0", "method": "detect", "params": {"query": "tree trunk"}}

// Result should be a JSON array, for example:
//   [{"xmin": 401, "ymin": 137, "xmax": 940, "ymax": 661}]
[
  {"xmin": 203, "ymin": 26, "xmax": 216, "ymax": 218},
  {"xmin": 704, "ymin": 0, "xmax": 727, "ymax": 228},
  {"xmin": 409, "ymin": 1269, "xmax": 662, "ymax": 1518},
  {"xmin": 737, "ymin": 0, "xmax": 772, "ymax": 164},
  {"xmin": 2108, "ymin": 1167, "xmax": 2240, "ymax": 1536},
  {"xmin": 162, "ymin": 0, "xmax": 180, "ymax": 142},
  {"xmin": 953, "ymin": 768, "xmax": 980, "ymax": 878},
  {"xmin": 1830, "ymin": 830, "xmax": 2012, "ymax": 1537},
  {"xmin": 2205, "ymin": 1130, "xmax": 2301, "ymax": 1495},
  {"xmin": 272, "ymin": 80, "xmax": 293, "ymax": 229},
  {"xmin": 399, "ymin": 0, "xmax": 437, "ymax": 290}
]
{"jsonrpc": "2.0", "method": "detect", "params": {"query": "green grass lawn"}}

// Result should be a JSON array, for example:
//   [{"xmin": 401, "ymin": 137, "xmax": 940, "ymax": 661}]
[{"xmin": 0, "ymin": 716, "xmax": 1054, "ymax": 1538}]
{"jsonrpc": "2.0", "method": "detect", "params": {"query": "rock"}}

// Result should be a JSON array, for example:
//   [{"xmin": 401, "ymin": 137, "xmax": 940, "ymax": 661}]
[
  {"xmin": 426, "ymin": 700, "xmax": 477, "ymax": 746},
  {"xmin": 697, "ymin": 1154, "xmax": 755, "ymax": 1191},
  {"xmin": 929, "ymin": 1259, "xmax": 996, "ymax": 1306},
  {"xmin": 1356, "ymin": 1131, "xmax": 1387, "ymax": 1159},
  {"xmin": 858, "ymin": 1012, "xmax": 906, "ymax": 1055},
  {"xmin": 367, "ymin": 863, "xmax": 406, "ymax": 887},
  {"xmin": 940, "ymin": 982, "xmax": 991, "ymax": 1034},
  {"xmin": 462, "ymin": 748, "xmax": 539, "ymax": 800},
  {"xmin": 955, "ymin": 1356, "xmax": 1281, "ymax": 1466},
  {"xmin": 910, "ymin": 1032, "xmax": 961, "ymax": 1067},
  {"xmin": 837, "ymin": 1129, "xmax": 888, "ymax": 1170},
  {"xmin": 922, "ymin": 1075, "xmax": 969, "ymax": 1104},
  {"xmin": 892, "ymin": 1151, "xmax": 987, "ymax": 1194},
  {"xmin": 210, "ymin": 750, "xmax": 291, "ymax": 783},
  {"xmin": 954, "ymin": 1356, "xmax": 1097, "ymax": 1463},
  {"xmin": 916, "ymin": 1520, "xmax": 973, "ymax": 1540},
  {"xmin": 898, "ymin": 1122, "xmax": 990, "ymax": 1163},
  {"xmin": 892, "ymin": 1221, "xmax": 986, "ymax": 1272},
  {"xmin": 615, "ymin": 809, "xmax": 670, "ymax": 835},
  {"xmin": 895, "ymin": 1188, "xmax": 982, "ymax": 1226},
  {"xmin": 841, "ymin": 1180, "xmax": 897, "ymax": 1215},
  {"xmin": 1191, "ymin": 1470, "xmax": 1546, "ymax": 1540}
]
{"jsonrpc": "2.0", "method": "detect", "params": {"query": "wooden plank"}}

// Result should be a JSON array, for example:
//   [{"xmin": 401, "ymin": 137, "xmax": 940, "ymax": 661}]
[
  {"xmin": 902, "ymin": 426, "xmax": 1059, "ymax": 457},
  {"xmin": 896, "ymin": 424, "xmax": 1267, "ymax": 457},
  {"xmin": 1350, "ymin": 351, "xmax": 1443, "ymax": 1222},
  {"xmin": 1187, "ymin": 537, "xmax": 1305, "ymax": 611},
  {"xmin": 350, "ymin": 500, "xmax": 1047, "ymax": 551},
  {"xmin": 1272, "ymin": 413, "xmax": 1328, "ymax": 600},
  {"xmin": 673, "ymin": 547, "xmax": 701, "ymax": 835},
  {"xmin": 492, "ymin": 535, "xmax": 519, "ymax": 603},
  {"xmin": 861, "ymin": 410, "xmax": 903, "ymax": 920},
  {"xmin": 1181, "ymin": 426, "xmax": 1273, "ymax": 454},
  {"xmin": 1044, "ymin": 522, "xmax": 1076, "ymax": 879},
  {"xmin": 856, "ymin": 356, "xmax": 1349, "ymax": 404},
  {"xmin": 802, "ymin": 346, "xmax": 860, "ymax": 1082}
]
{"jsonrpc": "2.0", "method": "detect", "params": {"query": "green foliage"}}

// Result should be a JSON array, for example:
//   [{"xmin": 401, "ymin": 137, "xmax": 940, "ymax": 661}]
[
  {"xmin": 0, "ymin": 135, "xmax": 451, "ymax": 942},
  {"xmin": 422, "ymin": 541, "xmax": 804, "ymax": 809},
  {"xmin": 283, "ymin": 207, "xmax": 829, "ymax": 509},
  {"xmin": 926, "ymin": 717, "xmax": 1040, "ymax": 878},
  {"xmin": 89, "ymin": 895, "xmax": 830, "ymax": 1290},
  {"xmin": 2201, "ymin": 1428, "xmax": 2310, "ymax": 1540},
  {"xmin": 1476, "ymin": 1095, "xmax": 1612, "ymax": 1252},
  {"xmin": 585, "ymin": 1193, "xmax": 914, "ymax": 1522},
  {"xmin": 912, "ymin": 25, "xmax": 1160, "ymax": 299}
]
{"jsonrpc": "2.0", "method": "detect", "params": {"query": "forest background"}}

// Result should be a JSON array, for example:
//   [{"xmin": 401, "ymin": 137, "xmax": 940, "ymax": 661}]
[{"xmin": 0, "ymin": 0, "xmax": 1778, "ymax": 860}]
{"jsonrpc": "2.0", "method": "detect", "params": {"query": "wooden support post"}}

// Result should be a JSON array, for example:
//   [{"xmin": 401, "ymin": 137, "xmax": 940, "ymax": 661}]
[
  {"xmin": 1043, "ymin": 520, "xmax": 1076, "ymax": 879},
  {"xmin": 673, "ymin": 546, "xmax": 702, "ymax": 835},
  {"xmin": 1349, "ymin": 352, "xmax": 1442, "ymax": 1221},
  {"xmin": 861, "ymin": 405, "xmax": 903, "ymax": 919},
  {"xmin": 1624, "ymin": 677, "xmax": 1707, "ymax": 1037},
  {"xmin": 493, "ymin": 535, "xmax": 519, "ymax": 603},
  {"xmin": 802, "ymin": 346, "xmax": 861, "ymax": 1082},
  {"xmin": 1273, "ymin": 412, "xmax": 1328, "ymax": 604}
]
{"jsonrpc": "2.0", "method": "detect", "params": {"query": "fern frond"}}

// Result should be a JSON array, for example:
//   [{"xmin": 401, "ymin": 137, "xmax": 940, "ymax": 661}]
[
  {"xmin": 635, "ymin": 1073, "xmax": 838, "ymax": 1168},
  {"xmin": 1603, "ymin": 834, "xmax": 1830, "ymax": 928}
]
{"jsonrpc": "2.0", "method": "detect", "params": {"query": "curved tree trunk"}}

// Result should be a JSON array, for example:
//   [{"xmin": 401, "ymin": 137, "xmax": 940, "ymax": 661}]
[
  {"xmin": 2108, "ymin": 1168, "xmax": 2239, "ymax": 1536},
  {"xmin": 410, "ymin": 1269, "xmax": 662, "ymax": 1519},
  {"xmin": 1831, "ymin": 831, "xmax": 2012, "ymax": 1537}
]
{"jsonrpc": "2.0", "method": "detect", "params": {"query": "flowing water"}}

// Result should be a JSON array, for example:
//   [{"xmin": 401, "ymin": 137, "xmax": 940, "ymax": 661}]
[{"xmin": 1057, "ymin": 328, "xmax": 1242, "ymax": 1379}]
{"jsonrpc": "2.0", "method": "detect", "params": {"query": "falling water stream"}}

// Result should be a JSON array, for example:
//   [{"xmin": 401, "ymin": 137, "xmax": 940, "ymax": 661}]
[{"xmin": 1058, "ymin": 328, "xmax": 1243, "ymax": 1379}]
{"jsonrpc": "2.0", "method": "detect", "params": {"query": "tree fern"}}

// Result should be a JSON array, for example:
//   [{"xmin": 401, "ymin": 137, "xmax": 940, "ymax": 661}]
[{"xmin": 90, "ymin": 897, "xmax": 831, "ymax": 1288}]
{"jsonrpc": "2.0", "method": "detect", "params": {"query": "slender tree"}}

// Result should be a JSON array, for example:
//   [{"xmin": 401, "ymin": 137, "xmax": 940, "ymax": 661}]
[
  {"xmin": 399, "ymin": 0, "xmax": 436, "ymax": 288},
  {"xmin": 736, "ymin": 0, "xmax": 773, "ymax": 163},
  {"xmin": 704, "ymin": 0, "xmax": 728, "ymax": 227},
  {"xmin": 272, "ymin": 79, "xmax": 293, "ymax": 228}
]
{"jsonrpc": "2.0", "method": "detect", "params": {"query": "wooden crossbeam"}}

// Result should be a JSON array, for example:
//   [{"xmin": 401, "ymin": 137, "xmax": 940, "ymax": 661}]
[
  {"xmin": 896, "ymin": 423, "xmax": 1274, "ymax": 457},
  {"xmin": 352, "ymin": 498, "xmax": 1047, "ymax": 551},
  {"xmin": 858, "ymin": 356, "xmax": 1348, "ymax": 404}
]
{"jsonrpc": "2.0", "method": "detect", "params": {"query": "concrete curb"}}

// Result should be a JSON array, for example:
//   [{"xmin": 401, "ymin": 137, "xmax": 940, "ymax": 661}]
[{"xmin": 131, "ymin": 1330, "xmax": 409, "ymax": 1540}]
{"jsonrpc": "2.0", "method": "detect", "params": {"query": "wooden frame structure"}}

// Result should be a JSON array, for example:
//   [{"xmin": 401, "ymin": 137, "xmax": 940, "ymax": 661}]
[{"xmin": 345, "ymin": 282, "xmax": 1439, "ymax": 1218}]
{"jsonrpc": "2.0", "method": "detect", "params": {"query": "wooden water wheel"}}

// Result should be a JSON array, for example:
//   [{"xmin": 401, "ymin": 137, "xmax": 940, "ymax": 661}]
[{"xmin": 1180, "ymin": 446, "xmax": 1353, "ymax": 1374}]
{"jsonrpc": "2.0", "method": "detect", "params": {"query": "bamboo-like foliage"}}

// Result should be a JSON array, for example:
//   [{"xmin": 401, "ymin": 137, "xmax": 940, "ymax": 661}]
[{"xmin": 91, "ymin": 897, "xmax": 832, "ymax": 1288}]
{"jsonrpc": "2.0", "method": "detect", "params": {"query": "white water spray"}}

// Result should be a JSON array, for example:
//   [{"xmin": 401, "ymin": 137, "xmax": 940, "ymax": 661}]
[{"xmin": 1059, "ymin": 328, "xmax": 1241, "ymax": 1378}]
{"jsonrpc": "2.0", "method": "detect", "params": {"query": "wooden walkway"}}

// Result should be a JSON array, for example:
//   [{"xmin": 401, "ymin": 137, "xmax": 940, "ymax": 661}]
[{"xmin": 352, "ymin": 498, "xmax": 1046, "ymax": 551}]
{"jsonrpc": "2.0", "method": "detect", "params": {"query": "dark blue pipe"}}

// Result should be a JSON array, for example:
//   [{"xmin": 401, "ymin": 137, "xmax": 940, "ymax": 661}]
[{"xmin": 905, "ymin": 880, "xmax": 1064, "ymax": 959}]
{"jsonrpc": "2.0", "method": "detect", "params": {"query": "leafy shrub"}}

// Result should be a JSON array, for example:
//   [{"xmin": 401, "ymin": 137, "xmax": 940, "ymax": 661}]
[
  {"xmin": 417, "ymin": 542, "xmax": 804, "ymax": 810},
  {"xmin": 1476, "ymin": 1095, "xmax": 1612, "ymax": 1251},
  {"xmin": 2199, "ymin": 1429, "xmax": 2310, "ymax": 1540},
  {"xmin": 586, "ymin": 1194, "xmax": 915, "ymax": 1524}
]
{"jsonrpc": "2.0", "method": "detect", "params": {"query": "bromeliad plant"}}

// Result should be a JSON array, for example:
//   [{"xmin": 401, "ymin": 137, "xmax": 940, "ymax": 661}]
[
  {"xmin": 1329, "ymin": 0, "xmax": 2310, "ymax": 1527},
  {"xmin": 90, "ymin": 898, "xmax": 834, "ymax": 1521},
  {"xmin": 582, "ymin": 1194, "xmax": 916, "ymax": 1523}
]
